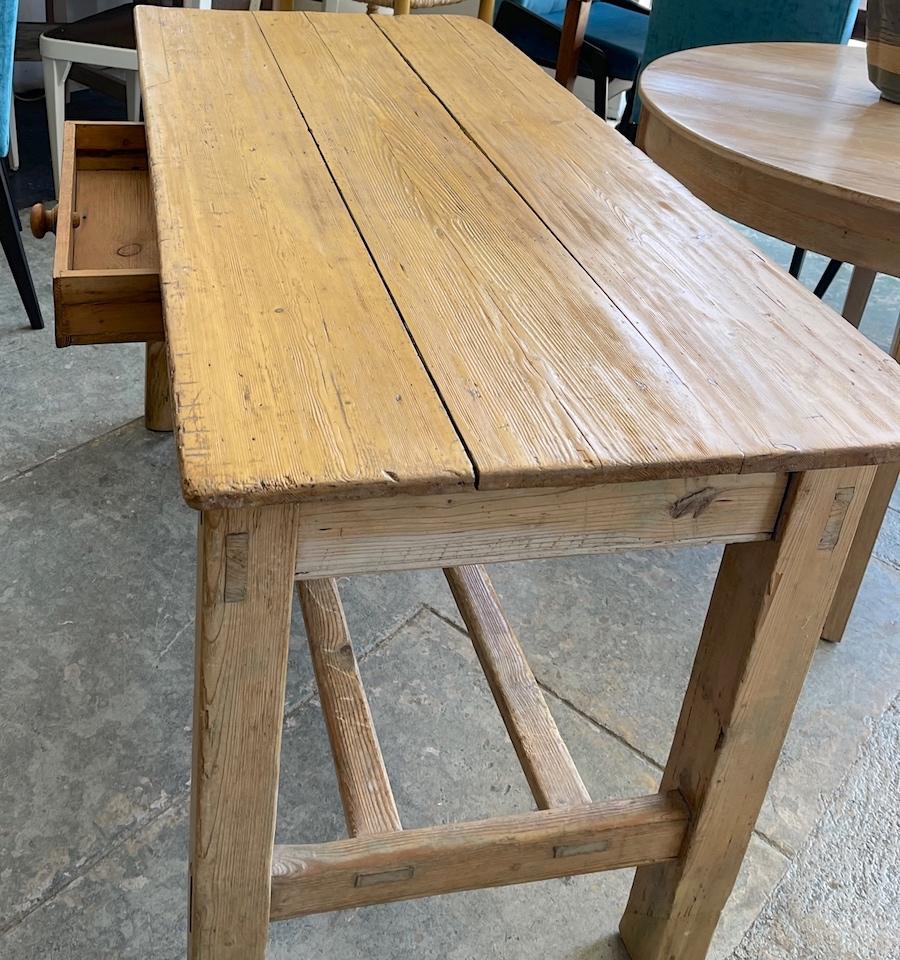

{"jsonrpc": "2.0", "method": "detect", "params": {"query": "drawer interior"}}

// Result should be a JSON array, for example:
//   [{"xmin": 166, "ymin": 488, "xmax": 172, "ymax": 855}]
[{"xmin": 54, "ymin": 122, "xmax": 164, "ymax": 347}]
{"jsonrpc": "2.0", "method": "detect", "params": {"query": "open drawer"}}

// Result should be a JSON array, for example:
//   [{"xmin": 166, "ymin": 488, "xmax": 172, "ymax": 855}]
[{"xmin": 44, "ymin": 122, "xmax": 164, "ymax": 347}]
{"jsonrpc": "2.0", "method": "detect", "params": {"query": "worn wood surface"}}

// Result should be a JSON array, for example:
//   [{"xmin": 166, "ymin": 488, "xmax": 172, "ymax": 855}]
[
  {"xmin": 620, "ymin": 467, "xmax": 875, "ymax": 960},
  {"xmin": 271, "ymin": 792, "xmax": 688, "ymax": 919},
  {"xmin": 638, "ymin": 43, "xmax": 900, "ymax": 276},
  {"xmin": 294, "ymin": 473, "xmax": 787, "ymax": 578},
  {"xmin": 380, "ymin": 17, "xmax": 900, "ymax": 473},
  {"xmin": 135, "ymin": 8, "xmax": 472, "ymax": 508},
  {"xmin": 53, "ymin": 121, "xmax": 162, "ymax": 346},
  {"xmin": 134, "ymin": 11, "xmax": 900, "ymax": 507},
  {"xmin": 445, "ymin": 565, "xmax": 590, "ymax": 810},
  {"xmin": 297, "ymin": 578, "xmax": 402, "ymax": 837},
  {"xmin": 190, "ymin": 505, "xmax": 299, "ymax": 960}
]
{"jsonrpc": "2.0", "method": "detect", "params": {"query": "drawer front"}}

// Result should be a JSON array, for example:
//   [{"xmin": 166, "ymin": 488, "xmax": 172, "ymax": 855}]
[{"xmin": 53, "ymin": 121, "xmax": 164, "ymax": 347}]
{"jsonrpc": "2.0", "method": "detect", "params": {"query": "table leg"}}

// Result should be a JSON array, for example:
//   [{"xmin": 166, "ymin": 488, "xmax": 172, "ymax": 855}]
[
  {"xmin": 189, "ymin": 505, "xmax": 300, "ymax": 960},
  {"xmin": 841, "ymin": 266, "xmax": 877, "ymax": 328},
  {"xmin": 822, "ymin": 318, "xmax": 900, "ymax": 643},
  {"xmin": 144, "ymin": 342, "xmax": 173, "ymax": 432},
  {"xmin": 619, "ymin": 466, "xmax": 874, "ymax": 960}
]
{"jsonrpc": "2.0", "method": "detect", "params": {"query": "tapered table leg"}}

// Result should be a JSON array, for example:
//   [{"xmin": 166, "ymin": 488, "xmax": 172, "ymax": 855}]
[
  {"xmin": 822, "ymin": 320, "xmax": 900, "ymax": 643},
  {"xmin": 619, "ymin": 466, "xmax": 874, "ymax": 960},
  {"xmin": 189, "ymin": 505, "xmax": 299, "ymax": 960}
]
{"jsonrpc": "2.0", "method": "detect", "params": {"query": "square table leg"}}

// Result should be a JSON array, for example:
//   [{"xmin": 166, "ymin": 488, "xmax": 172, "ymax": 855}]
[
  {"xmin": 823, "ymin": 319, "xmax": 900, "ymax": 643},
  {"xmin": 188, "ymin": 504, "xmax": 300, "ymax": 960},
  {"xmin": 619, "ymin": 466, "xmax": 874, "ymax": 960}
]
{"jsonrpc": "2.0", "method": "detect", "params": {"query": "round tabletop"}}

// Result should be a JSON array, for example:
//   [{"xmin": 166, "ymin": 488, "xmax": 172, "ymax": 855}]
[{"xmin": 638, "ymin": 42, "xmax": 900, "ymax": 277}]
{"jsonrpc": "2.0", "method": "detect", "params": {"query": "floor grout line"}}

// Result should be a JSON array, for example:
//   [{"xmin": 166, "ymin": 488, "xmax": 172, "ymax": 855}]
[
  {"xmin": 0, "ymin": 793, "xmax": 188, "ymax": 936},
  {"xmin": 874, "ymin": 554, "xmax": 900, "ymax": 576},
  {"xmin": 538, "ymin": 680, "xmax": 666, "ymax": 774},
  {"xmin": 423, "ymin": 604, "xmax": 669, "ymax": 774},
  {"xmin": 751, "ymin": 826, "xmax": 794, "ymax": 860},
  {"xmin": 0, "ymin": 417, "xmax": 144, "ymax": 487},
  {"xmin": 1, "ymin": 602, "xmax": 431, "ymax": 935}
]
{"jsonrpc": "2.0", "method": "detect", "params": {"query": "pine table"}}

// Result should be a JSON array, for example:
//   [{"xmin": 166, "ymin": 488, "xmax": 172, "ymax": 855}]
[{"xmin": 44, "ymin": 10, "xmax": 900, "ymax": 959}]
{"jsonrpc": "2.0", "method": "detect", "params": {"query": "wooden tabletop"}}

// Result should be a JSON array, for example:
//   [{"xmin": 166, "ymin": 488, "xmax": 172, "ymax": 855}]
[
  {"xmin": 135, "ymin": 12, "xmax": 900, "ymax": 509},
  {"xmin": 638, "ymin": 42, "xmax": 900, "ymax": 275}
]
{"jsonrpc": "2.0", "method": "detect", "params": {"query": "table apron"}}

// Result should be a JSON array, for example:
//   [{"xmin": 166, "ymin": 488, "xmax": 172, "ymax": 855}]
[
  {"xmin": 295, "ymin": 472, "xmax": 788, "ymax": 579},
  {"xmin": 639, "ymin": 116, "xmax": 900, "ymax": 278}
]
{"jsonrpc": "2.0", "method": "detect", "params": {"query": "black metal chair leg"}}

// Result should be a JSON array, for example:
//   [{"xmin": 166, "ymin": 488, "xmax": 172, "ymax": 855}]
[
  {"xmin": 788, "ymin": 246, "xmax": 806, "ymax": 279},
  {"xmin": 0, "ymin": 160, "xmax": 43, "ymax": 330},
  {"xmin": 813, "ymin": 258, "xmax": 843, "ymax": 300}
]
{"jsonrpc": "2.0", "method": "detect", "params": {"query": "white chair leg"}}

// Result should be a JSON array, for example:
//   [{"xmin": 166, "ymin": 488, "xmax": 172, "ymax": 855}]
[
  {"xmin": 125, "ymin": 70, "xmax": 141, "ymax": 122},
  {"xmin": 43, "ymin": 56, "xmax": 72, "ymax": 198},
  {"xmin": 8, "ymin": 90, "xmax": 18, "ymax": 172}
]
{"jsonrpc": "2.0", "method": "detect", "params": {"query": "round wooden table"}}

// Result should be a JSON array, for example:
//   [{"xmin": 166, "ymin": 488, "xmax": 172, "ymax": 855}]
[{"xmin": 638, "ymin": 41, "xmax": 900, "ymax": 644}]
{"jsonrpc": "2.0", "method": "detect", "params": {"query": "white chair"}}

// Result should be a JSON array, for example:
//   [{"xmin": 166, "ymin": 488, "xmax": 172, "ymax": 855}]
[{"xmin": 40, "ymin": 0, "xmax": 212, "ymax": 196}]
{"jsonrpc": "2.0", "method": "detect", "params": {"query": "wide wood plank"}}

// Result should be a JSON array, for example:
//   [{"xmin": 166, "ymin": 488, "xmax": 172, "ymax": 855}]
[
  {"xmin": 378, "ymin": 16, "xmax": 900, "ymax": 475},
  {"xmin": 259, "ymin": 12, "xmax": 747, "ymax": 488},
  {"xmin": 271, "ymin": 792, "xmax": 688, "ymax": 919},
  {"xmin": 135, "ymin": 8, "xmax": 473, "ymax": 508}
]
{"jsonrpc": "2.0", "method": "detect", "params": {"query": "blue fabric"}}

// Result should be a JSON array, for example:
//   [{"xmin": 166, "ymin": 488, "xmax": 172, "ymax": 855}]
[
  {"xmin": 497, "ymin": 1, "xmax": 648, "ymax": 81},
  {"xmin": 640, "ymin": 0, "xmax": 859, "ymax": 74},
  {"xmin": 498, "ymin": 0, "xmax": 859, "ymax": 87},
  {"xmin": 0, "ymin": 0, "xmax": 17, "ymax": 157}
]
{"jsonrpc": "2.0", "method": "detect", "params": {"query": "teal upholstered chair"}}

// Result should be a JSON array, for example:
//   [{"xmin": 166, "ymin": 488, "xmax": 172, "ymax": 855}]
[
  {"xmin": 494, "ymin": 0, "xmax": 859, "ymax": 120},
  {"xmin": 1, "ymin": 0, "xmax": 42, "ymax": 329}
]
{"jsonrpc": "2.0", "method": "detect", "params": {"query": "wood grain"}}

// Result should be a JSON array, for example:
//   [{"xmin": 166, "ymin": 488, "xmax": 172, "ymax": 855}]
[
  {"xmin": 379, "ymin": 17, "xmax": 900, "ymax": 475},
  {"xmin": 297, "ymin": 578, "xmax": 402, "ymax": 837},
  {"xmin": 445, "ymin": 565, "xmax": 590, "ymax": 810},
  {"xmin": 135, "ymin": 7, "xmax": 473, "ymax": 509},
  {"xmin": 53, "ymin": 121, "xmax": 163, "ymax": 347},
  {"xmin": 190, "ymin": 504, "xmax": 299, "ymax": 960},
  {"xmin": 259, "ymin": 12, "xmax": 749, "ymax": 489},
  {"xmin": 621, "ymin": 467, "xmax": 875, "ymax": 960},
  {"xmin": 144, "ymin": 341, "xmax": 173, "ymax": 432},
  {"xmin": 638, "ymin": 43, "xmax": 900, "ymax": 276},
  {"xmin": 271, "ymin": 791, "xmax": 688, "ymax": 919},
  {"xmin": 294, "ymin": 473, "xmax": 788, "ymax": 579}
]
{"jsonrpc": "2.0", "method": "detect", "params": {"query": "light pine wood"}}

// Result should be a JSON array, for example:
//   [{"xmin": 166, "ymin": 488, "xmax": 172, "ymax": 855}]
[
  {"xmin": 379, "ymin": 17, "xmax": 900, "ymax": 475},
  {"xmin": 259, "ymin": 11, "xmax": 753, "ymax": 488},
  {"xmin": 270, "ymin": 792, "xmax": 689, "ymax": 919},
  {"xmin": 445, "ymin": 565, "xmax": 590, "ymax": 809},
  {"xmin": 637, "ymin": 43, "xmax": 900, "ymax": 276},
  {"xmin": 620, "ymin": 466, "xmax": 875, "ymax": 960},
  {"xmin": 52, "ymin": 121, "xmax": 162, "ymax": 347},
  {"xmin": 295, "ymin": 473, "xmax": 788, "ymax": 578},
  {"xmin": 823, "ymin": 321, "xmax": 900, "ymax": 642},
  {"xmin": 842, "ymin": 267, "xmax": 878, "ymax": 329},
  {"xmin": 297, "ymin": 578, "xmax": 402, "ymax": 837},
  {"xmin": 135, "ymin": 8, "xmax": 472, "ymax": 509},
  {"xmin": 190, "ymin": 505, "xmax": 299, "ymax": 960},
  {"xmin": 144, "ymin": 341, "xmax": 173, "ymax": 432}
]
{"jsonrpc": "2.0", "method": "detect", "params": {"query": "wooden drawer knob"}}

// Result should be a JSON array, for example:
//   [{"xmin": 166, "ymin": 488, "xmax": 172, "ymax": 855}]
[{"xmin": 30, "ymin": 203, "xmax": 82, "ymax": 238}]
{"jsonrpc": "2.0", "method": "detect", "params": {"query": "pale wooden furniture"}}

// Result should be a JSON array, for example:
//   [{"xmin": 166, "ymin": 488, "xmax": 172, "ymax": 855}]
[
  {"xmin": 361, "ymin": 0, "xmax": 494, "ymax": 19},
  {"xmin": 35, "ymin": 11, "xmax": 900, "ymax": 960},
  {"xmin": 638, "ymin": 41, "xmax": 900, "ymax": 644}
]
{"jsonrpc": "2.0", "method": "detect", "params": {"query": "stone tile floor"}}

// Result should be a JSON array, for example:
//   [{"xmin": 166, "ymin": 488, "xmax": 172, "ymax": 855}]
[{"xmin": 1, "ymin": 216, "xmax": 898, "ymax": 959}]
